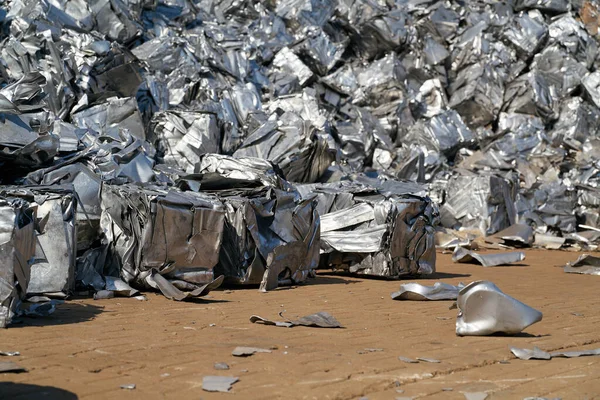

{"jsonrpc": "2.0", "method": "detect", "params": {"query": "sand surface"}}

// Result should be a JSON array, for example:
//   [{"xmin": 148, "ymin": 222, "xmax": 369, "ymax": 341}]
[{"xmin": 2, "ymin": 250, "xmax": 599, "ymax": 399}]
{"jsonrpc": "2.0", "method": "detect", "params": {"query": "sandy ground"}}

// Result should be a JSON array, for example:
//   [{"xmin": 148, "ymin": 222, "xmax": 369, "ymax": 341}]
[{"xmin": 1, "ymin": 249, "xmax": 600, "ymax": 400}]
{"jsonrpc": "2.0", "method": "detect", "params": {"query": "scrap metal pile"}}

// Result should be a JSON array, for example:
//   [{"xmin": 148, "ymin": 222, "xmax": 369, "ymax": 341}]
[{"xmin": 1, "ymin": 0, "xmax": 600, "ymax": 326}]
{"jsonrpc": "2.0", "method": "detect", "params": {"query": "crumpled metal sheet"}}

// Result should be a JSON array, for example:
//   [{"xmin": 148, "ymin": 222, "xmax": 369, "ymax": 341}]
[
  {"xmin": 0, "ymin": 196, "xmax": 36, "ymax": 328},
  {"xmin": 215, "ymin": 187, "xmax": 320, "ymax": 291},
  {"xmin": 298, "ymin": 179, "xmax": 438, "ymax": 277},
  {"xmin": 152, "ymin": 110, "xmax": 220, "ymax": 174},
  {"xmin": 72, "ymin": 97, "xmax": 145, "ymax": 140},
  {"xmin": 564, "ymin": 254, "xmax": 600, "ymax": 275},
  {"xmin": 452, "ymin": 247, "xmax": 526, "ymax": 267},
  {"xmin": 439, "ymin": 173, "xmax": 516, "ymax": 236},
  {"xmin": 456, "ymin": 281, "xmax": 543, "ymax": 336},
  {"xmin": 233, "ymin": 109, "xmax": 336, "ymax": 183},
  {"xmin": 391, "ymin": 282, "xmax": 465, "ymax": 301},
  {"xmin": 100, "ymin": 185, "xmax": 225, "ymax": 300},
  {"xmin": 0, "ymin": 186, "xmax": 77, "ymax": 297}
]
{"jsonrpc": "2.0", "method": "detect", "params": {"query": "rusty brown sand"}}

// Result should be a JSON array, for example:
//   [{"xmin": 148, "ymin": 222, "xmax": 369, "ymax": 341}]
[{"xmin": 2, "ymin": 250, "xmax": 600, "ymax": 399}]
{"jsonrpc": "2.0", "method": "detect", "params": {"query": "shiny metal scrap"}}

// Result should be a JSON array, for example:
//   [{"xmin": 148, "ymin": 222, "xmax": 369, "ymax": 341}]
[{"xmin": 456, "ymin": 281, "xmax": 543, "ymax": 336}]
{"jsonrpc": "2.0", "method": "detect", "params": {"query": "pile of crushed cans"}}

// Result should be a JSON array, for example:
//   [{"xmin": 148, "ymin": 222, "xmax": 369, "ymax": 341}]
[{"xmin": 1, "ymin": 0, "xmax": 600, "ymax": 327}]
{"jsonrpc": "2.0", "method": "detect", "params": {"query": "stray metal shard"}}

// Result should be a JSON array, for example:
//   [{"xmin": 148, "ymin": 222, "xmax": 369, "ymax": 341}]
[
  {"xmin": 202, "ymin": 376, "xmax": 239, "ymax": 393},
  {"xmin": 232, "ymin": 347, "xmax": 272, "ymax": 357},
  {"xmin": 452, "ymin": 247, "xmax": 526, "ymax": 267},
  {"xmin": 398, "ymin": 356, "xmax": 419, "ymax": 364},
  {"xmin": 120, "ymin": 384, "xmax": 136, "ymax": 390},
  {"xmin": 456, "ymin": 281, "xmax": 542, "ymax": 336},
  {"xmin": 391, "ymin": 282, "xmax": 465, "ymax": 301},
  {"xmin": 564, "ymin": 254, "xmax": 600, "ymax": 275},
  {"xmin": 250, "ymin": 312, "xmax": 342, "ymax": 328},
  {"xmin": 511, "ymin": 346, "xmax": 552, "ymax": 360},
  {"xmin": 463, "ymin": 393, "xmax": 488, "ymax": 400},
  {"xmin": 214, "ymin": 362, "xmax": 230, "ymax": 370},
  {"xmin": 512, "ymin": 346, "xmax": 600, "ymax": 360},
  {"xmin": 0, "ymin": 361, "xmax": 27, "ymax": 373},
  {"xmin": 416, "ymin": 357, "xmax": 441, "ymax": 363}
]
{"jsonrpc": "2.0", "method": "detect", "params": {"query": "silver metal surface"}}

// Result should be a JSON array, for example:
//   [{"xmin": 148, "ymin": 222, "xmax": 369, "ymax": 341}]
[
  {"xmin": 391, "ymin": 282, "xmax": 465, "ymax": 301},
  {"xmin": 456, "ymin": 281, "xmax": 543, "ymax": 336},
  {"xmin": 452, "ymin": 247, "xmax": 526, "ymax": 267}
]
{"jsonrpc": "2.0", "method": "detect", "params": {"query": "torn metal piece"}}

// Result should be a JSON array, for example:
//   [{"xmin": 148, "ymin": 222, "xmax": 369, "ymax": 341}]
[
  {"xmin": 416, "ymin": 357, "xmax": 441, "ymax": 363},
  {"xmin": 214, "ymin": 362, "xmax": 230, "ymax": 370},
  {"xmin": 120, "ymin": 384, "xmax": 136, "ymax": 390},
  {"xmin": 564, "ymin": 254, "xmax": 600, "ymax": 275},
  {"xmin": 202, "ymin": 376, "xmax": 239, "ymax": 393},
  {"xmin": 452, "ymin": 247, "xmax": 526, "ymax": 267},
  {"xmin": 18, "ymin": 299, "xmax": 62, "ymax": 317},
  {"xmin": 398, "ymin": 356, "xmax": 419, "ymax": 364},
  {"xmin": 534, "ymin": 234, "xmax": 565, "ymax": 250},
  {"xmin": 249, "ymin": 311, "xmax": 341, "ymax": 328},
  {"xmin": 294, "ymin": 312, "xmax": 341, "ymax": 328},
  {"xmin": 489, "ymin": 224, "xmax": 534, "ymax": 246},
  {"xmin": 456, "ymin": 281, "xmax": 543, "ymax": 336},
  {"xmin": 104, "ymin": 276, "xmax": 139, "ymax": 297},
  {"xmin": 249, "ymin": 315, "xmax": 294, "ymax": 328},
  {"xmin": 93, "ymin": 290, "xmax": 114, "ymax": 300},
  {"xmin": 358, "ymin": 348, "xmax": 383, "ymax": 354},
  {"xmin": 551, "ymin": 348, "xmax": 600, "ymax": 358},
  {"xmin": 0, "ymin": 351, "xmax": 20, "ymax": 356},
  {"xmin": 232, "ymin": 347, "xmax": 272, "ymax": 357},
  {"xmin": 463, "ymin": 393, "xmax": 488, "ymax": 400},
  {"xmin": 510, "ymin": 347, "xmax": 552, "ymax": 360},
  {"xmin": 391, "ymin": 282, "xmax": 465, "ymax": 301},
  {"xmin": 0, "ymin": 361, "xmax": 27, "ymax": 373}
]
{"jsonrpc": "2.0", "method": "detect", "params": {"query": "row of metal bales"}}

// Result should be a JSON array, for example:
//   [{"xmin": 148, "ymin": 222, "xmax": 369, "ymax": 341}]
[{"xmin": 0, "ymin": 152, "xmax": 438, "ymax": 327}]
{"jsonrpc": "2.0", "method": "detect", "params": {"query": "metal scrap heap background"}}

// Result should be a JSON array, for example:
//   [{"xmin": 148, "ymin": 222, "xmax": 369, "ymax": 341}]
[{"xmin": 1, "ymin": 0, "xmax": 600, "ymax": 324}]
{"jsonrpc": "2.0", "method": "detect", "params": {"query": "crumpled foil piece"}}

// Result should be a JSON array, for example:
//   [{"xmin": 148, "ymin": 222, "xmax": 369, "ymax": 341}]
[{"xmin": 456, "ymin": 281, "xmax": 543, "ymax": 336}]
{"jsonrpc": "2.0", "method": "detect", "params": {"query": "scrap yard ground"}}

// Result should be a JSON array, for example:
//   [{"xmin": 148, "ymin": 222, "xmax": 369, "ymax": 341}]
[{"xmin": 2, "ymin": 250, "xmax": 599, "ymax": 400}]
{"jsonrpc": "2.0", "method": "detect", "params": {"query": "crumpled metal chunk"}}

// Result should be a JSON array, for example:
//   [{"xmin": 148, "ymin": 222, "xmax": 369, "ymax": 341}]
[
  {"xmin": 152, "ymin": 110, "xmax": 220, "ymax": 173},
  {"xmin": 0, "ymin": 186, "xmax": 77, "ymax": 298},
  {"xmin": 217, "ymin": 187, "xmax": 320, "ymax": 291},
  {"xmin": 233, "ymin": 110, "xmax": 335, "ymax": 183},
  {"xmin": 101, "ymin": 185, "xmax": 225, "ymax": 300},
  {"xmin": 456, "ymin": 281, "xmax": 543, "ymax": 336},
  {"xmin": 439, "ymin": 173, "xmax": 516, "ymax": 236},
  {"xmin": 0, "ymin": 196, "xmax": 36, "ymax": 327},
  {"xmin": 391, "ymin": 282, "xmax": 465, "ymax": 301},
  {"xmin": 298, "ymin": 179, "xmax": 438, "ymax": 277}
]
